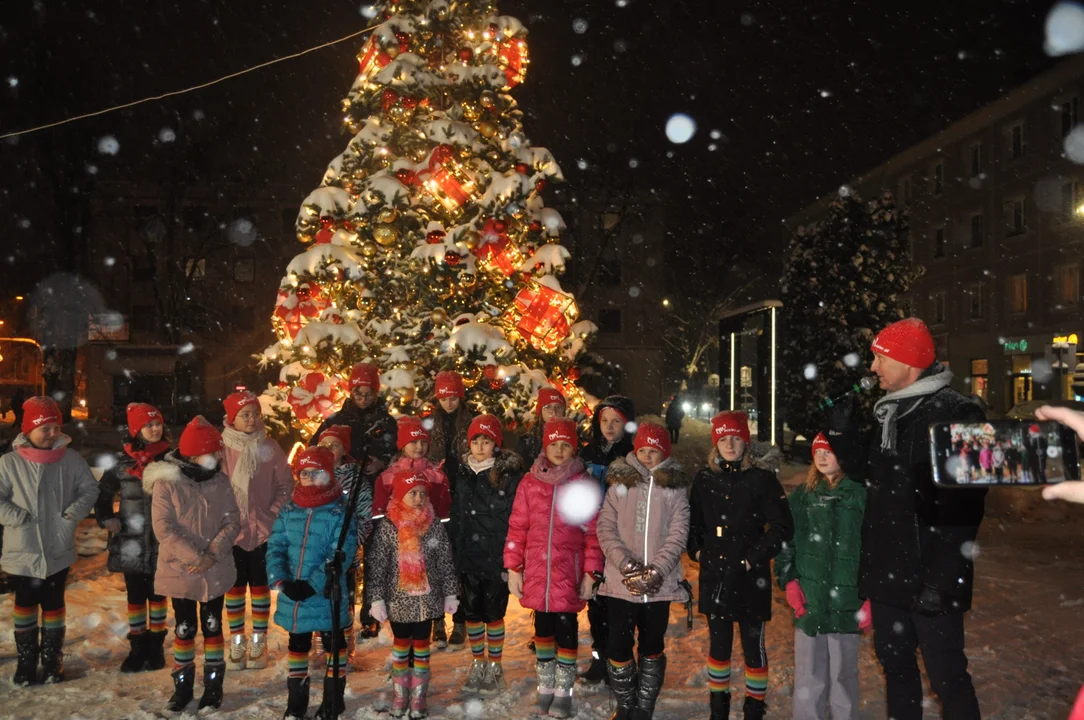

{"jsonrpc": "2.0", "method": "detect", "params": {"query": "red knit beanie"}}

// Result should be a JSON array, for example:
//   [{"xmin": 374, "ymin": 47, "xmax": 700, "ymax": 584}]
[
  {"xmin": 178, "ymin": 416, "xmax": 223, "ymax": 457},
  {"xmin": 397, "ymin": 415, "xmax": 430, "ymax": 449},
  {"xmin": 223, "ymin": 391, "xmax": 260, "ymax": 426},
  {"xmin": 294, "ymin": 446, "xmax": 336, "ymax": 485},
  {"xmin": 811, "ymin": 432, "xmax": 833, "ymax": 456},
  {"xmin": 392, "ymin": 468, "xmax": 430, "ymax": 504},
  {"xmin": 434, "ymin": 371, "xmax": 465, "ymax": 399},
  {"xmin": 468, "ymin": 413, "xmax": 503, "ymax": 447},
  {"xmin": 542, "ymin": 418, "xmax": 578, "ymax": 449},
  {"xmin": 711, "ymin": 411, "xmax": 751, "ymax": 445},
  {"xmin": 126, "ymin": 403, "xmax": 162, "ymax": 437},
  {"xmin": 535, "ymin": 388, "xmax": 567, "ymax": 416},
  {"xmin": 349, "ymin": 362, "xmax": 381, "ymax": 391},
  {"xmin": 870, "ymin": 318, "xmax": 936, "ymax": 369},
  {"xmin": 22, "ymin": 396, "xmax": 62, "ymax": 435},
  {"xmin": 318, "ymin": 424, "xmax": 352, "ymax": 455},
  {"xmin": 634, "ymin": 422, "xmax": 671, "ymax": 459}
]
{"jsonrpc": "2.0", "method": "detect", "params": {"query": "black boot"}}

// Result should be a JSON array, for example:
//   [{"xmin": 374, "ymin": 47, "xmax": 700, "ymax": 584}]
[
  {"xmin": 709, "ymin": 692, "xmax": 730, "ymax": 720},
  {"xmin": 145, "ymin": 630, "xmax": 167, "ymax": 671},
  {"xmin": 13, "ymin": 630, "xmax": 39, "ymax": 686},
  {"xmin": 167, "ymin": 664, "xmax": 195, "ymax": 711},
  {"xmin": 284, "ymin": 676, "xmax": 310, "ymax": 719},
  {"xmin": 39, "ymin": 627, "xmax": 65, "ymax": 683},
  {"xmin": 741, "ymin": 696, "xmax": 766, "ymax": 720},
  {"xmin": 120, "ymin": 633, "xmax": 147, "ymax": 673},
  {"xmin": 581, "ymin": 651, "xmax": 609, "ymax": 684},
  {"xmin": 432, "ymin": 618, "xmax": 447, "ymax": 650},
  {"xmin": 606, "ymin": 659, "xmax": 637, "ymax": 720},
  {"xmin": 198, "ymin": 661, "xmax": 226, "ymax": 709},
  {"xmin": 313, "ymin": 676, "xmax": 347, "ymax": 719},
  {"xmin": 631, "ymin": 653, "xmax": 666, "ymax": 719}
]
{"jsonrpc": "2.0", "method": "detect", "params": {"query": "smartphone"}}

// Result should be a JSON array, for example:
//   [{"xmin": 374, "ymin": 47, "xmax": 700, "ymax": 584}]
[{"xmin": 929, "ymin": 420, "xmax": 1081, "ymax": 487}]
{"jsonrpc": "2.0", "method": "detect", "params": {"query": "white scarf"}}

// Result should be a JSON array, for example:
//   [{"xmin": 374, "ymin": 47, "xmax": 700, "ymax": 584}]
[
  {"xmin": 467, "ymin": 456, "xmax": 496, "ymax": 473},
  {"xmin": 221, "ymin": 426, "xmax": 266, "ymax": 518},
  {"xmin": 872, "ymin": 369, "xmax": 953, "ymax": 452}
]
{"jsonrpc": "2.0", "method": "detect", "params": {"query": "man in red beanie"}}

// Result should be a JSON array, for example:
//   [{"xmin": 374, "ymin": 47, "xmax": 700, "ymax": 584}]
[{"xmin": 827, "ymin": 317, "xmax": 986, "ymax": 720}]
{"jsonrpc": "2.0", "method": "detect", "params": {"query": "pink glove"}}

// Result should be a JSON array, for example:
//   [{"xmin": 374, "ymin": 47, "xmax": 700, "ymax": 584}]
[
  {"xmin": 370, "ymin": 600, "xmax": 388, "ymax": 623},
  {"xmin": 857, "ymin": 599, "xmax": 872, "ymax": 633},
  {"xmin": 785, "ymin": 580, "xmax": 807, "ymax": 618},
  {"xmin": 444, "ymin": 596, "xmax": 460, "ymax": 615}
]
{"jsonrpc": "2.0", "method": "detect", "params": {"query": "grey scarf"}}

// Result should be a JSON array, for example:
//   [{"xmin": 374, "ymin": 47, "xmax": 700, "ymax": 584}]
[{"xmin": 872, "ymin": 370, "xmax": 953, "ymax": 452}]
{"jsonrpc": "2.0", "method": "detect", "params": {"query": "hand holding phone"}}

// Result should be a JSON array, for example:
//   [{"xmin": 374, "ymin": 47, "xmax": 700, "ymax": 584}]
[{"xmin": 929, "ymin": 419, "xmax": 1080, "ymax": 487}]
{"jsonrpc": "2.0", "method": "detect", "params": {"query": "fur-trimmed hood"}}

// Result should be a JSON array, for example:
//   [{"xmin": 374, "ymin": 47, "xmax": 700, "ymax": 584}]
[
  {"xmin": 142, "ymin": 450, "xmax": 221, "ymax": 495},
  {"xmin": 708, "ymin": 441, "xmax": 782, "ymax": 474},
  {"xmin": 606, "ymin": 453, "xmax": 691, "ymax": 489}
]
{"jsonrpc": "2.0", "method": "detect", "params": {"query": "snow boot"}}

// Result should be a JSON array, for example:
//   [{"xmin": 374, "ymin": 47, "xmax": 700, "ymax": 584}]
[
  {"xmin": 13, "ymin": 630, "xmax": 39, "ymax": 686},
  {"xmin": 390, "ymin": 673, "xmax": 411, "ymax": 717},
  {"xmin": 227, "ymin": 633, "xmax": 248, "ymax": 670},
  {"xmin": 479, "ymin": 661, "xmax": 505, "ymax": 696},
  {"xmin": 432, "ymin": 618, "xmax": 447, "ymax": 650},
  {"xmin": 39, "ymin": 627, "xmax": 65, "ymax": 683},
  {"xmin": 606, "ymin": 658, "xmax": 638, "ymax": 720},
  {"xmin": 447, "ymin": 622, "xmax": 467, "ymax": 650},
  {"xmin": 409, "ymin": 667, "xmax": 430, "ymax": 719},
  {"xmin": 314, "ymin": 676, "xmax": 347, "ymax": 719},
  {"xmin": 464, "ymin": 658, "xmax": 487, "ymax": 693},
  {"xmin": 709, "ymin": 692, "xmax": 730, "ymax": 720},
  {"xmin": 167, "ymin": 664, "xmax": 195, "ymax": 712},
  {"xmin": 742, "ymin": 696, "xmax": 766, "ymax": 720},
  {"xmin": 198, "ymin": 661, "xmax": 226, "ymax": 709},
  {"xmin": 582, "ymin": 650, "xmax": 609, "ymax": 684},
  {"xmin": 248, "ymin": 631, "xmax": 269, "ymax": 669},
  {"xmin": 536, "ymin": 659, "xmax": 557, "ymax": 714},
  {"xmin": 548, "ymin": 662, "xmax": 577, "ymax": 718},
  {"xmin": 283, "ymin": 676, "xmax": 310, "ymax": 719},
  {"xmin": 120, "ymin": 632, "xmax": 148, "ymax": 673},
  {"xmin": 631, "ymin": 654, "xmax": 666, "ymax": 719},
  {"xmin": 145, "ymin": 630, "xmax": 168, "ymax": 671}
]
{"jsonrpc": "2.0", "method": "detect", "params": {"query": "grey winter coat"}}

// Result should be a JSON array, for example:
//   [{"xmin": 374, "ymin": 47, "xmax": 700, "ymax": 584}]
[
  {"xmin": 365, "ymin": 516, "xmax": 459, "ymax": 624},
  {"xmin": 597, "ymin": 454, "xmax": 692, "ymax": 604},
  {"xmin": 0, "ymin": 434, "xmax": 99, "ymax": 579}
]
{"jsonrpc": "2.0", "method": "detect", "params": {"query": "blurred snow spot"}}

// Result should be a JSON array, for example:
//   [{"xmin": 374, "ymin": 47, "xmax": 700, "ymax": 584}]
[
  {"xmin": 571, "ymin": 54, "xmax": 584, "ymax": 67},
  {"xmin": 556, "ymin": 479, "xmax": 602, "ymax": 525},
  {"xmin": 628, "ymin": 158, "xmax": 639, "ymax": 168},
  {"xmin": 710, "ymin": 129, "xmax": 723, "ymax": 139},
  {"xmin": 228, "ymin": 218, "xmax": 257, "ymax": 247},
  {"xmin": 615, "ymin": 484, "xmax": 628, "ymax": 498},
  {"xmin": 196, "ymin": 454, "xmax": 218, "ymax": 470},
  {"xmin": 506, "ymin": 541, "xmax": 516, "ymax": 549},
  {"xmin": 616, "ymin": 0, "xmax": 628, "ymax": 6},
  {"xmin": 572, "ymin": 18, "xmax": 588, "ymax": 34},
  {"xmin": 121, "ymin": 540, "xmax": 141, "ymax": 558},
  {"xmin": 17, "ymin": 217, "xmax": 31, "ymax": 229},
  {"xmin": 6, "ymin": 76, "xmax": 17, "ymax": 88},
  {"xmin": 1045, "ymin": 2, "xmax": 1084, "ymax": 56},
  {"xmin": 576, "ymin": 158, "xmax": 588, "ymax": 170},
  {"xmin": 755, "ymin": 577, "xmax": 767, "ymax": 589},
  {"xmin": 111, "ymin": 621, "xmax": 130, "ymax": 638},
  {"xmin": 178, "ymin": 342, "xmax": 195, "ymax": 355},
  {"xmin": 614, "ymin": 39, "xmax": 628, "ymax": 53},
  {"xmin": 192, "ymin": 108, "xmax": 206, "ymax": 121},
  {"xmin": 422, "ymin": 418, "xmax": 435, "ymax": 431},
  {"xmin": 97, "ymin": 135, "xmax": 120, "ymax": 155},
  {"xmin": 646, "ymin": 258, "xmax": 657, "ymax": 267},
  {"xmin": 628, "ymin": 285, "xmax": 641, "ymax": 298},
  {"xmin": 106, "ymin": 349, "xmax": 117, "ymax": 361},
  {"xmin": 802, "ymin": 364, "xmax": 817, "ymax": 380},
  {"xmin": 708, "ymin": 143, "xmax": 718, "ymax": 152},
  {"xmin": 740, "ymin": 13, "xmax": 754, "ymax": 26},
  {"xmin": 843, "ymin": 352, "xmax": 860, "ymax": 368},
  {"xmin": 128, "ymin": 514, "xmax": 145, "ymax": 532},
  {"xmin": 86, "ymin": 163, "xmax": 99, "ymax": 175},
  {"xmin": 838, "ymin": 185, "xmax": 852, "ymax": 197},
  {"xmin": 258, "ymin": 444, "xmax": 274, "ymax": 461},
  {"xmin": 359, "ymin": 4, "xmax": 378, "ymax": 19},
  {"xmin": 1064, "ymin": 125, "xmax": 1084, "ymax": 163},
  {"xmin": 94, "ymin": 454, "xmax": 118, "ymax": 471},
  {"xmin": 624, "ymin": 421, "xmax": 638, "ymax": 434},
  {"xmin": 665, "ymin": 114, "xmax": 697, "ymax": 144},
  {"xmin": 960, "ymin": 541, "xmax": 980, "ymax": 560},
  {"xmin": 465, "ymin": 698, "xmax": 485, "ymax": 718},
  {"xmin": 631, "ymin": 233, "xmax": 644, "ymax": 244},
  {"xmin": 1032, "ymin": 358, "xmax": 1053, "ymax": 383},
  {"xmin": 104, "ymin": 256, "xmax": 116, "ymax": 268},
  {"xmin": 158, "ymin": 127, "xmax": 176, "ymax": 143},
  {"xmin": 812, "ymin": 533, "xmax": 822, "ymax": 542},
  {"xmin": 892, "ymin": 621, "xmax": 904, "ymax": 634},
  {"xmin": 85, "ymin": 612, "xmax": 103, "ymax": 629}
]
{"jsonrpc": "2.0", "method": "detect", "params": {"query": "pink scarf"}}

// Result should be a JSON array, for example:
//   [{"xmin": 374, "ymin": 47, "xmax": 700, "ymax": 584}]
[
  {"xmin": 386, "ymin": 499, "xmax": 434, "ymax": 596},
  {"xmin": 13, "ymin": 434, "xmax": 71, "ymax": 465}
]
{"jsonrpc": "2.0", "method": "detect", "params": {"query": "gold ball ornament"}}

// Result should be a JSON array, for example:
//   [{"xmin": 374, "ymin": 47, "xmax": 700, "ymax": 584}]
[
  {"xmin": 476, "ymin": 121, "xmax": 498, "ymax": 139},
  {"xmin": 459, "ymin": 272, "xmax": 477, "ymax": 288},
  {"xmin": 373, "ymin": 223, "xmax": 399, "ymax": 246},
  {"xmin": 387, "ymin": 103, "xmax": 414, "ymax": 126},
  {"xmin": 360, "ymin": 241, "xmax": 379, "ymax": 257},
  {"xmin": 463, "ymin": 231, "xmax": 481, "ymax": 251},
  {"xmin": 385, "ymin": 44, "xmax": 401, "ymax": 60},
  {"xmin": 430, "ymin": 307, "xmax": 450, "ymax": 325},
  {"xmin": 479, "ymin": 90, "xmax": 497, "ymax": 109},
  {"xmin": 461, "ymin": 101, "xmax": 482, "ymax": 122},
  {"xmin": 461, "ymin": 365, "xmax": 483, "ymax": 387},
  {"xmin": 378, "ymin": 208, "xmax": 399, "ymax": 224}
]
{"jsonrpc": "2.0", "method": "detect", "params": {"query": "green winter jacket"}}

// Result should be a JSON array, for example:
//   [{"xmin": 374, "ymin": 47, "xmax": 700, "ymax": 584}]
[{"xmin": 775, "ymin": 476, "xmax": 866, "ymax": 635}]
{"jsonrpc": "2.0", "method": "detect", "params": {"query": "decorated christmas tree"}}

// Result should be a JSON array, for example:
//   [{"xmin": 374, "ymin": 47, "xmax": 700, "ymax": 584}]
[
  {"xmin": 780, "ymin": 189, "xmax": 917, "ymax": 440},
  {"xmin": 258, "ymin": 0, "xmax": 597, "ymax": 440}
]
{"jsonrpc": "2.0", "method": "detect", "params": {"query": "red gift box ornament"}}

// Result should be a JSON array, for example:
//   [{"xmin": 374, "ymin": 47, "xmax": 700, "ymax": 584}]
[
  {"xmin": 418, "ymin": 144, "xmax": 479, "ymax": 218},
  {"xmin": 274, "ymin": 283, "xmax": 330, "ymax": 341},
  {"xmin": 498, "ymin": 37, "xmax": 529, "ymax": 89},
  {"xmin": 289, "ymin": 373, "xmax": 342, "ymax": 421},
  {"xmin": 507, "ymin": 280, "xmax": 578, "ymax": 352},
  {"xmin": 475, "ymin": 218, "xmax": 524, "ymax": 277}
]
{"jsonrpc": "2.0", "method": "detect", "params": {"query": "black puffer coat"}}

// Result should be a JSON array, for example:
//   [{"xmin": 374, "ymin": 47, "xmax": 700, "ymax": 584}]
[
  {"xmin": 448, "ymin": 450, "xmax": 524, "ymax": 578},
  {"xmin": 687, "ymin": 443, "xmax": 793, "ymax": 621},
  {"xmin": 829, "ymin": 364, "xmax": 987, "ymax": 614},
  {"xmin": 95, "ymin": 449, "xmax": 169, "ymax": 575}
]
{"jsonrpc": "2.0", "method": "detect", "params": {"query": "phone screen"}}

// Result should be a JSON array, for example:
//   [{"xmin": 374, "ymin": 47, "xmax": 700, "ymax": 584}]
[{"xmin": 930, "ymin": 420, "xmax": 1080, "ymax": 487}]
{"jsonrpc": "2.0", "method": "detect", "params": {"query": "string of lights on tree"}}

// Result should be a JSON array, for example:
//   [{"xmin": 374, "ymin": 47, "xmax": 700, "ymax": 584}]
[{"xmin": 257, "ymin": 0, "xmax": 597, "ymax": 439}]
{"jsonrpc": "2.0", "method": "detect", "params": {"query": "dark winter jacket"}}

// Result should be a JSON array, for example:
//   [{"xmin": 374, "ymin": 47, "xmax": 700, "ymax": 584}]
[
  {"xmin": 775, "ymin": 476, "xmax": 866, "ymax": 635},
  {"xmin": 665, "ymin": 396, "xmax": 685, "ymax": 430},
  {"xmin": 427, "ymin": 405, "xmax": 473, "ymax": 492},
  {"xmin": 687, "ymin": 443, "xmax": 793, "ymax": 620},
  {"xmin": 95, "ymin": 446, "xmax": 170, "ymax": 575},
  {"xmin": 311, "ymin": 399, "xmax": 398, "ymax": 470},
  {"xmin": 336, "ymin": 461, "xmax": 373, "ymax": 545},
  {"xmin": 448, "ymin": 450, "xmax": 524, "ymax": 578},
  {"xmin": 829, "ymin": 363, "xmax": 987, "ymax": 614},
  {"xmin": 581, "ymin": 395, "xmax": 636, "ymax": 485},
  {"xmin": 515, "ymin": 429, "xmax": 542, "ymax": 467}
]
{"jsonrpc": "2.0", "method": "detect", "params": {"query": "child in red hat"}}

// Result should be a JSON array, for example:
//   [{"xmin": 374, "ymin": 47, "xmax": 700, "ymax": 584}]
[
  {"xmin": 267, "ymin": 446, "xmax": 358, "ymax": 719},
  {"xmin": 1, "ymin": 396, "xmax": 99, "ymax": 687},
  {"xmin": 687, "ymin": 411, "xmax": 793, "ymax": 720},
  {"xmin": 515, "ymin": 387, "xmax": 568, "ymax": 464},
  {"xmin": 372, "ymin": 416, "xmax": 451, "ymax": 523},
  {"xmin": 94, "ymin": 402, "xmax": 173, "ymax": 673},
  {"xmin": 505, "ymin": 418, "xmax": 604, "ymax": 718},
  {"xmin": 366, "ymin": 469, "xmax": 459, "ymax": 718}
]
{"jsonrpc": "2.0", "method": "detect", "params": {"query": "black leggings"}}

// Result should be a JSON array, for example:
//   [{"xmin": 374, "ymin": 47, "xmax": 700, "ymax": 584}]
[
  {"xmin": 607, "ymin": 598, "xmax": 670, "ymax": 663},
  {"xmin": 534, "ymin": 611, "xmax": 578, "ymax": 654},
  {"xmin": 390, "ymin": 621, "xmax": 433, "ymax": 641},
  {"xmin": 124, "ymin": 572, "xmax": 165, "ymax": 605},
  {"xmin": 13, "ymin": 568, "xmax": 69, "ymax": 613},
  {"xmin": 707, "ymin": 616, "xmax": 766, "ymax": 667},
  {"xmin": 172, "ymin": 596, "xmax": 225, "ymax": 639},
  {"xmin": 232, "ymin": 544, "xmax": 269, "ymax": 588}
]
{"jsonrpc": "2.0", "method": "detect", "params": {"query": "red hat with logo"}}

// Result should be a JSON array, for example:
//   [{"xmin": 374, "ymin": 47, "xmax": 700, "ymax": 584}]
[
  {"xmin": 542, "ymin": 418, "xmax": 578, "ymax": 450},
  {"xmin": 318, "ymin": 425, "xmax": 352, "ymax": 455},
  {"xmin": 293, "ymin": 446, "xmax": 336, "ymax": 484},
  {"xmin": 392, "ymin": 468, "xmax": 430, "ymax": 504},
  {"xmin": 468, "ymin": 413, "xmax": 503, "ymax": 447},
  {"xmin": 397, "ymin": 415, "xmax": 430, "ymax": 450},
  {"xmin": 711, "ymin": 411, "xmax": 751, "ymax": 445},
  {"xmin": 178, "ymin": 416, "xmax": 224, "ymax": 457},
  {"xmin": 434, "ymin": 371, "xmax": 465, "ymax": 399},
  {"xmin": 634, "ymin": 422, "xmax": 671, "ymax": 459},
  {"xmin": 126, "ymin": 403, "xmax": 162, "ymax": 438},
  {"xmin": 223, "ymin": 391, "xmax": 260, "ymax": 426},
  {"xmin": 22, "ymin": 396, "xmax": 62, "ymax": 435},
  {"xmin": 350, "ymin": 362, "xmax": 381, "ymax": 392},
  {"xmin": 535, "ymin": 388, "xmax": 567, "ymax": 416},
  {"xmin": 870, "ymin": 318, "xmax": 936, "ymax": 370},
  {"xmin": 811, "ymin": 432, "xmax": 833, "ymax": 456}
]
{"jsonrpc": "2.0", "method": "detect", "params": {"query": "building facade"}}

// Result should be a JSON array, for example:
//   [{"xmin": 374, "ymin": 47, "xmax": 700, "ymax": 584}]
[{"xmin": 787, "ymin": 55, "xmax": 1084, "ymax": 414}]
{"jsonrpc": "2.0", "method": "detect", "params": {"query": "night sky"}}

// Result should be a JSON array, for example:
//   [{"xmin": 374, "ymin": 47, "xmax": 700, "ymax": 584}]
[{"xmin": 0, "ymin": 0, "xmax": 1057, "ymax": 292}]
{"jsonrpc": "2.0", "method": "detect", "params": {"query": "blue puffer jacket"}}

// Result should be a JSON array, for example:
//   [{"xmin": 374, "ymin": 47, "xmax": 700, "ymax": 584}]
[{"xmin": 267, "ymin": 496, "xmax": 358, "ymax": 634}]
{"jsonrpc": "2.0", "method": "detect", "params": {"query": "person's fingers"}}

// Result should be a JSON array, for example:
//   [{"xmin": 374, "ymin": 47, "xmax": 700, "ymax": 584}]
[
  {"xmin": 1035, "ymin": 406, "xmax": 1084, "ymax": 439},
  {"xmin": 1043, "ymin": 481, "xmax": 1084, "ymax": 504}
]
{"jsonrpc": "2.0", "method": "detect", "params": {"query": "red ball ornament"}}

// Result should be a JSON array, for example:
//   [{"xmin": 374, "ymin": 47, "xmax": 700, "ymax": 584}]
[
  {"xmin": 296, "ymin": 284, "xmax": 313, "ymax": 302},
  {"xmin": 483, "ymin": 364, "xmax": 498, "ymax": 380},
  {"xmin": 395, "ymin": 168, "xmax": 417, "ymax": 185},
  {"xmin": 445, "ymin": 250, "xmax": 462, "ymax": 266},
  {"xmin": 566, "ymin": 368, "xmax": 581, "ymax": 382},
  {"xmin": 319, "ymin": 216, "xmax": 335, "ymax": 230},
  {"xmin": 493, "ymin": 219, "xmax": 508, "ymax": 233},
  {"xmin": 459, "ymin": 47, "xmax": 474, "ymax": 62},
  {"xmin": 395, "ymin": 32, "xmax": 411, "ymax": 45},
  {"xmin": 489, "ymin": 23, "xmax": 500, "ymax": 36},
  {"xmin": 535, "ymin": 180, "xmax": 548, "ymax": 193},
  {"xmin": 382, "ymin": 88, "xmax": 399, "ymax": 106},
  {"xmin": 528, "ymin": 220, "xmax": 543, "ymax": 233},
  {"xmin": 514, "ymin": 163, "xmax": 531, "ymax": 175},
  {"xmin": 489, "ymin": 379, "xmax": 503, "ymax": 390},
  {"xmin": 427, "ymin": 230, "xmax": 446, "ymax": 244}
]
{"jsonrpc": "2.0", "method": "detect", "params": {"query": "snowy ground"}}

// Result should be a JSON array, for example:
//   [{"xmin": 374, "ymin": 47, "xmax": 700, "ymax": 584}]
[{"xmin": 1, "ymin": 419, "xmax": 1083, "ymax": 718}]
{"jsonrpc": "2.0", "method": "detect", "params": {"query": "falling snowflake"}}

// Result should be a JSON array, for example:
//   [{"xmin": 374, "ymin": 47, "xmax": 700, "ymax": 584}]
[
  {"xmin": 665, "ymin": 114, "xmax": 697, "ymax": 144},
  {"xmin": 803, "ymin": 364, "xmax": 817, "ymax": 380},
  {"xmin": 97, "ymin": 135, "xmax": 120, "ymax": 155},
  {"xmin": 178, "ymin": 342, "xmax": 195, "ymax": 355},
  {"xmin": 572, "ymin": 18, "xmax": 588, "ymax": 34},
  {"xmin": 158, "ymin": 127, "xmax": 177, "ymax": 143}
]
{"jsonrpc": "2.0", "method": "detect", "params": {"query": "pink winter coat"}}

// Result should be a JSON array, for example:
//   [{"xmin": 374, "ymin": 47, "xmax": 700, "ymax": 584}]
[
  {"xmin": 503, "ymin": 456, "xmax": 604, "ymax": 614},
  {"xmin": 979, "ymin": 447, "xmax": 993, "ymax": 470},
  {"xmin": 222, "ymin": 436, "xmax": 292, "ymax": 551},
  {"xmin": 147, "ymin": 453, "xmax": 241, "ymax": 602}
]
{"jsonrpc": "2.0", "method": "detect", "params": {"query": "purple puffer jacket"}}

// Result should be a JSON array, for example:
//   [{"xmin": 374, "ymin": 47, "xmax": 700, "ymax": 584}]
[{"xmin": 504, "ymin": 456, "xmax": 604, "ymax": 614}]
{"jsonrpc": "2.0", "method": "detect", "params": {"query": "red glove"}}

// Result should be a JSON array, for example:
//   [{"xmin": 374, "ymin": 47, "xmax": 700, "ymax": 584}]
[
  {"xmin": 785, "ymin": 580, "xmax": 807, "ymax": 618},
  {"xmin": 857, "ymin": 599, "xmax": 873, "ymax": 633}
]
